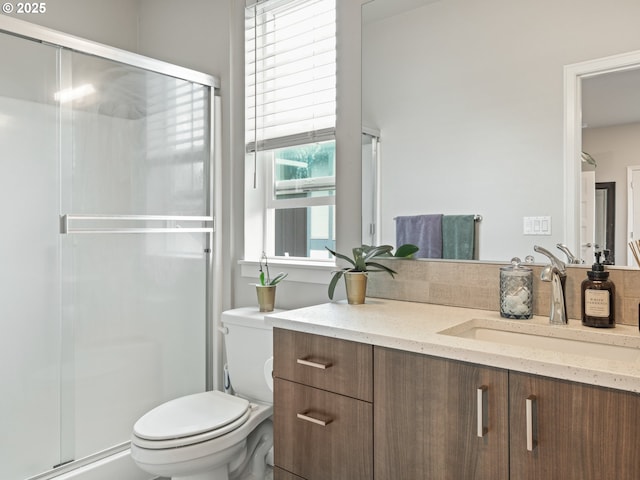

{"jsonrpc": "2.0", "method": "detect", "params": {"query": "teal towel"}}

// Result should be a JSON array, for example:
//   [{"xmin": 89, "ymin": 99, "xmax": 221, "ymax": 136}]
[{"xmin": 442, "ymin": 215, "xmax": 476, "ymax": 260}]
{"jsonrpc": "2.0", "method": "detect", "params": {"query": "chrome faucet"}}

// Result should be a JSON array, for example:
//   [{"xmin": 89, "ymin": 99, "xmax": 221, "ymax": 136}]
[
  {"xmin": 556, "ymin": 243, "xmax": 582, "ymax": 264},
  {"xmin": 534, "ymin": 245, "xmax": 568, "ymax": 325}
]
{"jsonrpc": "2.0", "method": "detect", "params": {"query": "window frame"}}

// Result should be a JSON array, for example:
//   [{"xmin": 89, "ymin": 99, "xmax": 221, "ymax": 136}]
[{"xmin": 243, "ymin": 0, "xmax": 337, "ymax": 267}]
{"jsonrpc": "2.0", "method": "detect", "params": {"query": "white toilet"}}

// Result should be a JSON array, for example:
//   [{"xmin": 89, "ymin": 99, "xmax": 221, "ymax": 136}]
[{"xmin": 130, "ymin": 307, "xmax": 280, "ymax": 480}]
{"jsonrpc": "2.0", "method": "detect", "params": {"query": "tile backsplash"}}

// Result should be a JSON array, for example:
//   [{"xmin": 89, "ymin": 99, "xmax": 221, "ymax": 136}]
[{"xmin": 367, "ymin": 259, "xmax": 640, "ymax": 327}]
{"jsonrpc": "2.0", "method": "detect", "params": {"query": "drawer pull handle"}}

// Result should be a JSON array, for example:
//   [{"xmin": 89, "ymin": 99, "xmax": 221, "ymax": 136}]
[
  {"xmin": 297, "ymin": 411, "xmax": 332, "ymax": 427},
  {"xmin": 477, "ymin": 385, "xmax": 488, "ymax": 438},
  {"xmin": 296, "ymin": 358, "xmax": 332, "ymax": 369},
  {"xmin": 526, "ymin": 395, "xmax": 538, "ymax": 452}
]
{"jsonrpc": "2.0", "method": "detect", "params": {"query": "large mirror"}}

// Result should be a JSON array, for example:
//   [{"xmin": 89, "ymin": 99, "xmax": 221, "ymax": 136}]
[{"xmin": 362, "ymin": 0, "xmax": 640, "ymax": 265}]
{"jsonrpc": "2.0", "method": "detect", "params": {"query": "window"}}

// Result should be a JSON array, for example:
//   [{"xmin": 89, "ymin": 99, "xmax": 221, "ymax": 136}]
[{"xmin": 245, "ymin": 0, "xmax": 336, "ymax": 261}]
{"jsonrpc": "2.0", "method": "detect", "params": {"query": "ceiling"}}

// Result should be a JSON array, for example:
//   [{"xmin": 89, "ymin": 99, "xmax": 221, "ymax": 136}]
[{"xmin": 582, "ymin": 67, "xmax": 640, "ymax": 129}]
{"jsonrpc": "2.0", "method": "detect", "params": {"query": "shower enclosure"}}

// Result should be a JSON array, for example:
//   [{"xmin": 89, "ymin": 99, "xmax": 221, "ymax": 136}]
[{"xmin": 0, "ymin": 18, "xmax": 219, "ymax": 479}]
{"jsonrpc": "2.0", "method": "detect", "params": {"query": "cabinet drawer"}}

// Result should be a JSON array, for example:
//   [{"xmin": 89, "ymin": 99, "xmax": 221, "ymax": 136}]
[
  {"xmin": 274, "ymin": 378, "xmax": 373, "ymax": 480},
  {"xmin": 273, "ymin": 328, "xmax": 373, "ymax": 401}
]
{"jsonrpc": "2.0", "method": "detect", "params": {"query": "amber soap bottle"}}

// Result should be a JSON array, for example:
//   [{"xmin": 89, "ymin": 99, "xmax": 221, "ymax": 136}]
[{"xmin": 581, "ymin": 252, "xmax": 615, "ymax": 328}]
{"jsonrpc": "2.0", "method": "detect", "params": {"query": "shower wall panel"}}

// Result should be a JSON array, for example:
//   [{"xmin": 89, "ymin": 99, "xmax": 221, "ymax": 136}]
[{"xmin": 0, "ymin": 36, "xmax": 62, "ymax": 480}]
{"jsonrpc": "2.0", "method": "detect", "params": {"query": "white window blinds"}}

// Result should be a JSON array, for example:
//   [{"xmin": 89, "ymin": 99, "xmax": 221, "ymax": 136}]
[{"xmin": 245, "ymin": 0, "xmax": 336, "ymax": 152}]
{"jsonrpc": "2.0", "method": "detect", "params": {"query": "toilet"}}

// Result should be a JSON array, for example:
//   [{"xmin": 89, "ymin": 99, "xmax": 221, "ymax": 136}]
[{"xmin": 130, "ymin": 307, "xmax": 280, "ymax": 480}]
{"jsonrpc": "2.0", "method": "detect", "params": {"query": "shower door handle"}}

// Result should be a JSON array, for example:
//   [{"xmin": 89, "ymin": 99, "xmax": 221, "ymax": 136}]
[{"xmin": 60, "ymin": 214, "xmax": 214, "ymax": 234}]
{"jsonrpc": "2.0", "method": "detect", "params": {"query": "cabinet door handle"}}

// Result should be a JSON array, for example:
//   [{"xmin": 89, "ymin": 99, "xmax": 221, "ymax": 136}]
[
  {"xmin": 296, "ymin": 357, "xmax": 332, "ymax": 369},
  {"xmin": 526, "ymin": 395, "xmax": 538, "ymax": 452},
  {"xmin": 297, "ymin": 411, "xmax": 332, "ymax": 427},
  {"xmin": 477, "ymin": 385, "xmax": 488, "ymax": 437}
]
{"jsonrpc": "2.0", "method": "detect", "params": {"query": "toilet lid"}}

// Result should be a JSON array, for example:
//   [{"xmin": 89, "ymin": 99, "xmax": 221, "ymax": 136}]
[{"xmin": 133, "ymin": 391, "xmax": 250, "ymax": 441}]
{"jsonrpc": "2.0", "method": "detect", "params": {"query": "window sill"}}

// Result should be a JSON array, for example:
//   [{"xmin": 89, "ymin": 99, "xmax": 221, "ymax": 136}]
[{"xmin": 239, "ymin": 258, "xmax": 336, "ymax": 285}]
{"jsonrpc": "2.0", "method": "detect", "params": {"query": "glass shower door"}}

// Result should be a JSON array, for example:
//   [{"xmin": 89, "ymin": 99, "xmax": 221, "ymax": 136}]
[{"xmin": 58, "ymin": 51, "xmax": 212, "ymax": 463}]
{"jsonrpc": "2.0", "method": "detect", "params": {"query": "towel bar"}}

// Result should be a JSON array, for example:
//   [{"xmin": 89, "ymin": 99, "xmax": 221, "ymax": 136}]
[{"xmin": 394, "ymin": 214, "xmax": 482, "ymax": 221}]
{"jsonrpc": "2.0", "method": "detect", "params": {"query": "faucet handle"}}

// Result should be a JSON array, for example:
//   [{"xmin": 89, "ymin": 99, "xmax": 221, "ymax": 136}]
[
  {"xmin": 533, "ymin": 245, "xmax": 567, "ymax": 274},
  {"xmin": 556, "ymin": 243, "xmax": 582, "ymax": 264}
]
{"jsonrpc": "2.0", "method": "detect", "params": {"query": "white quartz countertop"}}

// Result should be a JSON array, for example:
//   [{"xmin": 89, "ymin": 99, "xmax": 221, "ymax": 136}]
[{"xmin": 267, "ymin": 299, "xmax": 640, "ymax": 393}]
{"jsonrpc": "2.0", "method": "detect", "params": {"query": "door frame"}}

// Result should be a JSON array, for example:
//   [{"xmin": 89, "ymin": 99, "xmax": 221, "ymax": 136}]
[{"xmin": 627, "ymin": 166, "xmax": 640, "ymax": 266}]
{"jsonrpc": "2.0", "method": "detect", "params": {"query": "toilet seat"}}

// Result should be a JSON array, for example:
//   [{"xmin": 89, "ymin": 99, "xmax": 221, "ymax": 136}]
[{"xmin": 132, "ymin": 391, "xmax": 251, "ymax": 450}]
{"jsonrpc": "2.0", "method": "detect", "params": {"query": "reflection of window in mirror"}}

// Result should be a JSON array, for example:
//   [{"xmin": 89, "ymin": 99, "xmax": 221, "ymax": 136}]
[{"xmin": 362, "ymin": 129, "xmax": 380, "ymax": 246}]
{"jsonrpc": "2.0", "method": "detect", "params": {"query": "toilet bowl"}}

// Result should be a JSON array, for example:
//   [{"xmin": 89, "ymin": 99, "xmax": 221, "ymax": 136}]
[
  {"xmin": 131, "ymin": 392, "xmax": 273, "ymax": 480},
  {"xmin": 130, "ymin": 308, "xmax": 281, "ymax": 480}
]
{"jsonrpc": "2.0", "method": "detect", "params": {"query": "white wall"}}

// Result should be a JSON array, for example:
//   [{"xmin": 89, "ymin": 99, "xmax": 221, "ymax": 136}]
[
  {"xmin": 362, "ymin": 0, "xmax": 640, "ymax": 262},
  {"xmin": 137, "ymin": 0, "xmax": 230, "ymax": 76},
  {"xmin": 583, "ymin": 122, "xmax": 640, "ymax": 265}
]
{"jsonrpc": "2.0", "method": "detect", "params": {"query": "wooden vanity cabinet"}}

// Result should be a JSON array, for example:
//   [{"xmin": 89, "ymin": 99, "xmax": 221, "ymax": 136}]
[
  {"xmin": 273, "ymin": 327, "xmax": 640, "ymax": 480},
  {"xmin": 374, "ymin": 347, "xmax": 510, "ymax": 480},
  {"xmin": 273, "ymin": 328, "xmax": 373, "ymax": 480},
  {"xmin": 509, "ymin": 371, "xmax": 640, "ymax": 480}
]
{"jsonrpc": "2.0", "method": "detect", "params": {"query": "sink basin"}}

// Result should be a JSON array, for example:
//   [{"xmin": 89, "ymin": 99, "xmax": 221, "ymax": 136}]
[{"xmin": 439, "ymin": 319, "xmax": 640, "ymax": 363}]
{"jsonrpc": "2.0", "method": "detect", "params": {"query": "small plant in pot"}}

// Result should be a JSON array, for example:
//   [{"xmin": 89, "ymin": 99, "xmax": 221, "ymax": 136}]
[
  {"xmin": 326, "ymin": 244, "xmax": 418, "ymax": 304},
  {"xmin": 255, "ymin": 252, "xmax": 288, "ymax": 312}
]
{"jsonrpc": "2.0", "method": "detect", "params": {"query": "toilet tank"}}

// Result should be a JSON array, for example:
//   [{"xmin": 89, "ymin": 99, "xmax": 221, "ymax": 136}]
[{"xmin": 221, "ymin": 307, "xmax": 283, "ymax": 403}]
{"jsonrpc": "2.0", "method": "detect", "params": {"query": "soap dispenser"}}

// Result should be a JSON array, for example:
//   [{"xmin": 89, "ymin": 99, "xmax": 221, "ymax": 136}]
[{"xmin": 581, "ymin": 251, "xmax": 615, "ymax": 328}]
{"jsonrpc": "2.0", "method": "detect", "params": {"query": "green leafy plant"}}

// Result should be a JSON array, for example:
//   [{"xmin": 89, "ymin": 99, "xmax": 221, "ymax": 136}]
[
  {"xmin": 325, "ymin": 244, "xmax": 418, "ymax": 299},
  {"xmin": 258, "ymin": 252, "xmax": 288, "ymax": 286},
  {"xmin": 362, "ymin": 243, "xmax": 419, "ymax": 258}
]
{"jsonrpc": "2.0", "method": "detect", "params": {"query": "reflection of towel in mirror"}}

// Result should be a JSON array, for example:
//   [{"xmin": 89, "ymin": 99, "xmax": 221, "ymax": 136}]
[
  {"xmin": 395, "ymin": 214, "xmax": 443, "ymax": 258},
  {"xmin": 442, "ymin": 215, "xmax": 475, "ymax": 260}
]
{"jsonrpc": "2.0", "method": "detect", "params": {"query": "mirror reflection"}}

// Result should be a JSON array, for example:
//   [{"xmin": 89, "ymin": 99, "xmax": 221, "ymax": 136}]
[
  {"xmin": 581, "ymin": 68, "xmax": 640, "ymax": 266},
  {"xmin": 361, "ymin": 0, "xmax": 640, "ymax": 265}
]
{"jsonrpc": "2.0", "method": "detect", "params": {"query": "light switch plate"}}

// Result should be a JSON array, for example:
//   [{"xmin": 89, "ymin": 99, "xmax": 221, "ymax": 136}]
[{"xmin": 523, "ymin": 216, "xmax": 551, "ymax": 235}]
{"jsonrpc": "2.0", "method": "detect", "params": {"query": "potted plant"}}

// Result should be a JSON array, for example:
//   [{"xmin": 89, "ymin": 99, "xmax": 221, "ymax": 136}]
[
  {"xmin": 256, "ymin": 252, "xmax": 288, "ymax": 312},
  {"xmin": 326, "ymin": 244, "xmax": 418, "ymax": 304}
]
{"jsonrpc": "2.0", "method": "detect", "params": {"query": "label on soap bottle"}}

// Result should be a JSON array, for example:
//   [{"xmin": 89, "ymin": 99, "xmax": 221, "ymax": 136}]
[{"xmin": 585, "ymin": 289, "xmax": 610, "ymax": 318}]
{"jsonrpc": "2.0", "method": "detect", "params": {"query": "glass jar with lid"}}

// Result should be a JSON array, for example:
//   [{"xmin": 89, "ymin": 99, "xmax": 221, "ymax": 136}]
[{"xmin": 500, "ymin": 257, "xmax": 533, "ymax": 319}]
